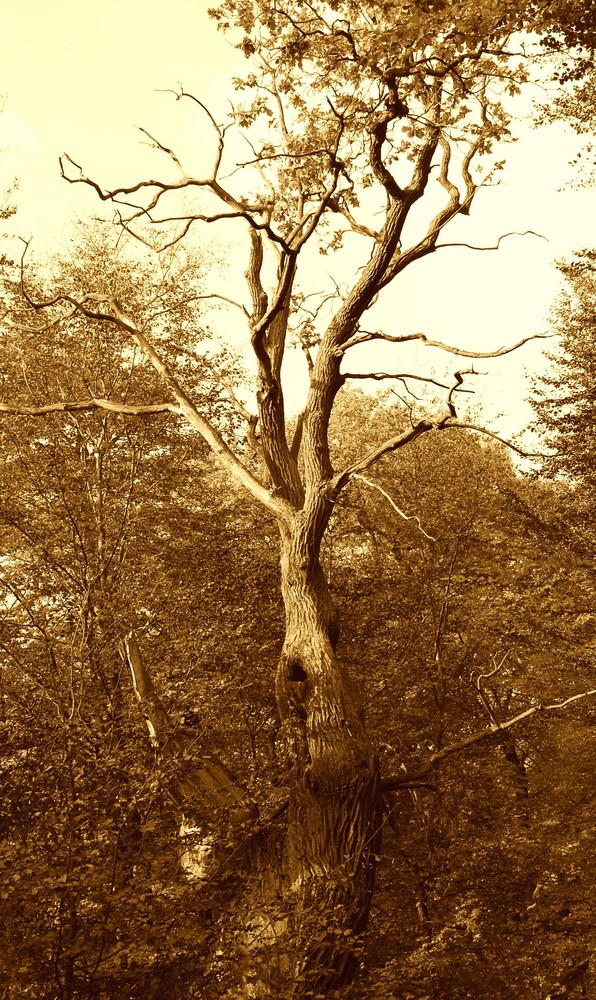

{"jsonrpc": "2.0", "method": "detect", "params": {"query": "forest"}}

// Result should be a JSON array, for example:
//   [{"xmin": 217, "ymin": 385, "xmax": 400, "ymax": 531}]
[{"xmin": 0, "ymin": 1, "xmax": 595, "ymax": 998}]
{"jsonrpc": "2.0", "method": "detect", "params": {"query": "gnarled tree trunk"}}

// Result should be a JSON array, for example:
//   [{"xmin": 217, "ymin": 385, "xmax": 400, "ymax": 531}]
[{"xmin": 275, "ymin": 516, "xmax": 381, "ymax": 993}]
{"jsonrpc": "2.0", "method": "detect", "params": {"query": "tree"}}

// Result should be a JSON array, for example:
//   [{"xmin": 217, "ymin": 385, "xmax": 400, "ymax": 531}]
[
  {"xmin": 325, "ymin": 408, "xmax": 596, "ymax": 997},
  {"xmin": 0, "ymin": 98, "xmax": 17, "ymax": 269},
  {"xmin": 0, "ymin": 228, "xmax": 266, "ymax": 998},
  {"xmin": 537, "ymin": 0, "xmax": 596, "ymax": 183},
  {"xmin": 531, "ymin": 250, "xmax": 596, "ymax": 519},
  {"xmin": 2, "ymin": 2, "xmax": 595, "ymax": 994}
]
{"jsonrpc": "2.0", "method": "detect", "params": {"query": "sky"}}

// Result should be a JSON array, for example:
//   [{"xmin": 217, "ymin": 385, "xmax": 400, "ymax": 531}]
[{"xmin": 1, "ymin": 0, "xmax": 595, "ymax": 436}]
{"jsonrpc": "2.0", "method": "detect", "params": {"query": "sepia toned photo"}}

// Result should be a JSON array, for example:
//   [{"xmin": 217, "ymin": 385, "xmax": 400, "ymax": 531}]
[{"xmin": 1, "ymin": 2, "xmax": 594, "ymax": 997}]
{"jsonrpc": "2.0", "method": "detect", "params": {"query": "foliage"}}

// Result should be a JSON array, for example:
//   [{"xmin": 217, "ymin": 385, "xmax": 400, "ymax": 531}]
[
  {"xmin": 531, "ymin": 250, "xmax": 596, "ymax": 521},
  {"xmin": 326, "ymin": 398, "xmax": 596, "ymax": 998},
  {"xmin": 0, "ymin": 228, "xmax": 276, "ymax": 998},
  {"xmin": 0, "ymin": 99, "xmax": 17, "ymax": 269},
  {"xmin": 2, "ymin": 372, "xmax": 595, "ymax": 996}
]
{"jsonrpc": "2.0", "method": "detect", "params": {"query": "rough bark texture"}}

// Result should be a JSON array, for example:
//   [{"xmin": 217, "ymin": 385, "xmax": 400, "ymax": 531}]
[{"xmin": 275, "ymin": 521, "xmax": 382, "ymax": 993}]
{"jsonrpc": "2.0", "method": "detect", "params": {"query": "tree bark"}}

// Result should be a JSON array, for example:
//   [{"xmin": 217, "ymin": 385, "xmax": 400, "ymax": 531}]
[
  {"xmin": 122, "ymin": 536, "xmax": 381, "ymax": 996},
  {"xmin": 275, "ymin": 516, "xmax": 381, "ymax": 993}
]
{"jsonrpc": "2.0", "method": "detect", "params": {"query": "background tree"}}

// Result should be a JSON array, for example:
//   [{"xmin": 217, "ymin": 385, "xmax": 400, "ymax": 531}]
[
  {"xmin": 537, "ymin": 0, "xmax": 596, "ymax": 183},
  {"xmin": 325, "ymin": 396, "xmax": 595, "ymax": 998},
  {"xmin": 0, "ymin": 99, "xmax": 17, "ymax": 269},
  {"xmin": 531, "ymin": 250, "xmax": 596, "ymax": 524},
  {"xmin": 0, "ymin": 226, "xmax": 273, "ymax": 998},
  {"xmin": 2, "ymin": 376, "xmax": 595, "ymax": 997}
]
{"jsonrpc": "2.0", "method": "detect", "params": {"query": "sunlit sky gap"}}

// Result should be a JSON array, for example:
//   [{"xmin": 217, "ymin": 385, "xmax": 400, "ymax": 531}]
[{"xmin": 1, "ymin": 0, "xmax": 595, "ymax": 435}]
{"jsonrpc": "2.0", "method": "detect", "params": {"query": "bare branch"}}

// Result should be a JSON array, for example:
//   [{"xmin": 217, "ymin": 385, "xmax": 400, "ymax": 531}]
[
  {"xmin": 157, "ymin": 86, "xmax": 230, "ymax": 178},
  {"xmin": 0, "ymin": 398, "xmax": 180, "ymax": 418},
  {"xmin": 442, "ymin": 422, "xmax": 546, "ymax": 458},
  {"xmin": 436, "ymin": 230, "xmax": 547, "ymax": 252},
  {"xmin": 382, "ymin": 687, "xmax": 596, "ymax": 790},
  {"xmin": 342, "ymin": 370, "xmax": 470, "ymax": 394},
  {"xmin": 251, "ymin": 252, "xmax": 297, "ymax": 344},
  {"xmin": 353, "ymin": 474, "xmax": 436, "ymax": 541},
  {"xmin": 193, "ymin": 292, "xmax": 250, "ymax": 319},
  {"xmin": 378, "ymin": 128, "xmax": 464, "ymax": 286},
  {"xmin": 331, "ymin": 418, "xmax": 436, "ymax": 496},
  {"xmin": 339, "ymin": 329, "xmax": 554, "ymax": 359},
  {"xmin": 60, "ymin": 150, "xmax": 291, "ymax": 252},
  {"xmin": 137, "ymin": 126, "xmax": 184, "ymax": 174},
  {"xmin": 445, "ymin": 368, "xmax": 473, "ymax": 417},
  {"xmin": 59, "ymin": 153, "xmax": 192, "ymax": 204},
  {"xmin": 121, "ymin": 632, "xmax": 258, "ymax": 824},
  {"xmin": 117, "ymin": 215, "xmax": 195, "ymax": 253},
  {"xmin": 148, "ymin": 292, "xmax": 249, "ymax": 321}
]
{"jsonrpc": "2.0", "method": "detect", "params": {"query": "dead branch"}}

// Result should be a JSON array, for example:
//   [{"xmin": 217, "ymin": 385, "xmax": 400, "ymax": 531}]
[
  {"xmin": 353, "ymin": 474, "xmax": 436, "ymax": 542},
  {"xmin": 121, "ymin": 633, "xmax": 257, "ymax": 824},
  {"xmin": 340, "ymin": 329, "xmax": 554, "ymax": 359},
  {"xmin": 436, "ymin": 229, "xmax": 547, "ymax": 252},
  {"xmin": 382, "ymin": 687, "xmax": 596, "ymax": 790},
  {"xmin": 0, "ymin": 398, "xmax": 180, "ymax": 417},
  {"xmin": 442, "ymin": 422, "xmax": 545, "ymax": 457},
  {"xmin": 331, "ymin": 418, "xmax": 436, "ymax": 496},
  {"xmin": 341, "ymin": 371, "xmax": 464, "ymax": 394},
  {"xmin": 59, "ymin": 150, "xmax": 291, "ymax": 252},
  {"xmin": 137, "ymin": 126, "xmax": 184, "ymax": 174}
]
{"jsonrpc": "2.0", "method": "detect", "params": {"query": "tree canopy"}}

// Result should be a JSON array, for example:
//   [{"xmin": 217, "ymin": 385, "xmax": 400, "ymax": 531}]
[{"xmin": 532, "ymin": 250, "xmax": 596, "ymax": 501}]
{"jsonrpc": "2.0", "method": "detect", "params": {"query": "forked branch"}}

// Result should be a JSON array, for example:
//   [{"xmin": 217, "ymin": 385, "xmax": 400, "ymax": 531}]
[{"xmin": 15, "ymin": 244, "xmax": 294, "ymax": 524}]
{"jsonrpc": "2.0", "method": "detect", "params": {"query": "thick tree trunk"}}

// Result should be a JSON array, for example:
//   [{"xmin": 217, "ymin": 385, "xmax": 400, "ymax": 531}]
[
  {"xmin": 122, "ymin": 550, "xmax": 381, "ymax": 997},
  {"xmin": 275, "ymin": 520, "xmax": 381, "ymax": 993}
]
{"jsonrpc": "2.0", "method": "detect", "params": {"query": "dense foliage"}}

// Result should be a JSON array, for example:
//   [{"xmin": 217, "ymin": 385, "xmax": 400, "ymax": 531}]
[
  {"xmin": 532, "ymin": 251, "xmax": 596, "ymax": 507},
  {"xmin": 1, "ymin": 367, "xmax": 595, "ymax": 996}
]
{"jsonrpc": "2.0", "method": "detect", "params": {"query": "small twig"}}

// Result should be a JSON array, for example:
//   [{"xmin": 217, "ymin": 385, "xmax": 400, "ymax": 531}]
[{"xmin": 353, "ymin": 474, "xmax": 436, "ymax": 542}]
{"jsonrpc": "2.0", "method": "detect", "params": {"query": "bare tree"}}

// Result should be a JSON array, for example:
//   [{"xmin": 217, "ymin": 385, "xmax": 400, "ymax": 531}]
[{"xmin": 2, "ymin": 2, "xmax": 593, "ymax": 994}]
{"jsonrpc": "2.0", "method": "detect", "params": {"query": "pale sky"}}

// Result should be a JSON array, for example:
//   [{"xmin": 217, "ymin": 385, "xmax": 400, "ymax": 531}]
[{"xmin": 1, "ymin": 0, "xmax": 595, "ymax": 434}]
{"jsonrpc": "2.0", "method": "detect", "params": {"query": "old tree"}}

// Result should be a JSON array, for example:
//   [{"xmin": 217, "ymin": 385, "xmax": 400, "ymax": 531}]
[{"xmin": 2, "ymin": 1, "xmax": 595, "ymax": 996}]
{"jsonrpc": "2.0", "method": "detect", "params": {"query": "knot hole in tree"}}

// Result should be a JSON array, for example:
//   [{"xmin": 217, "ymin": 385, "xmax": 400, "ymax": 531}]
[{"xmin": 287, "ymin": 658, "xmax": 308, "ymax": 682}]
